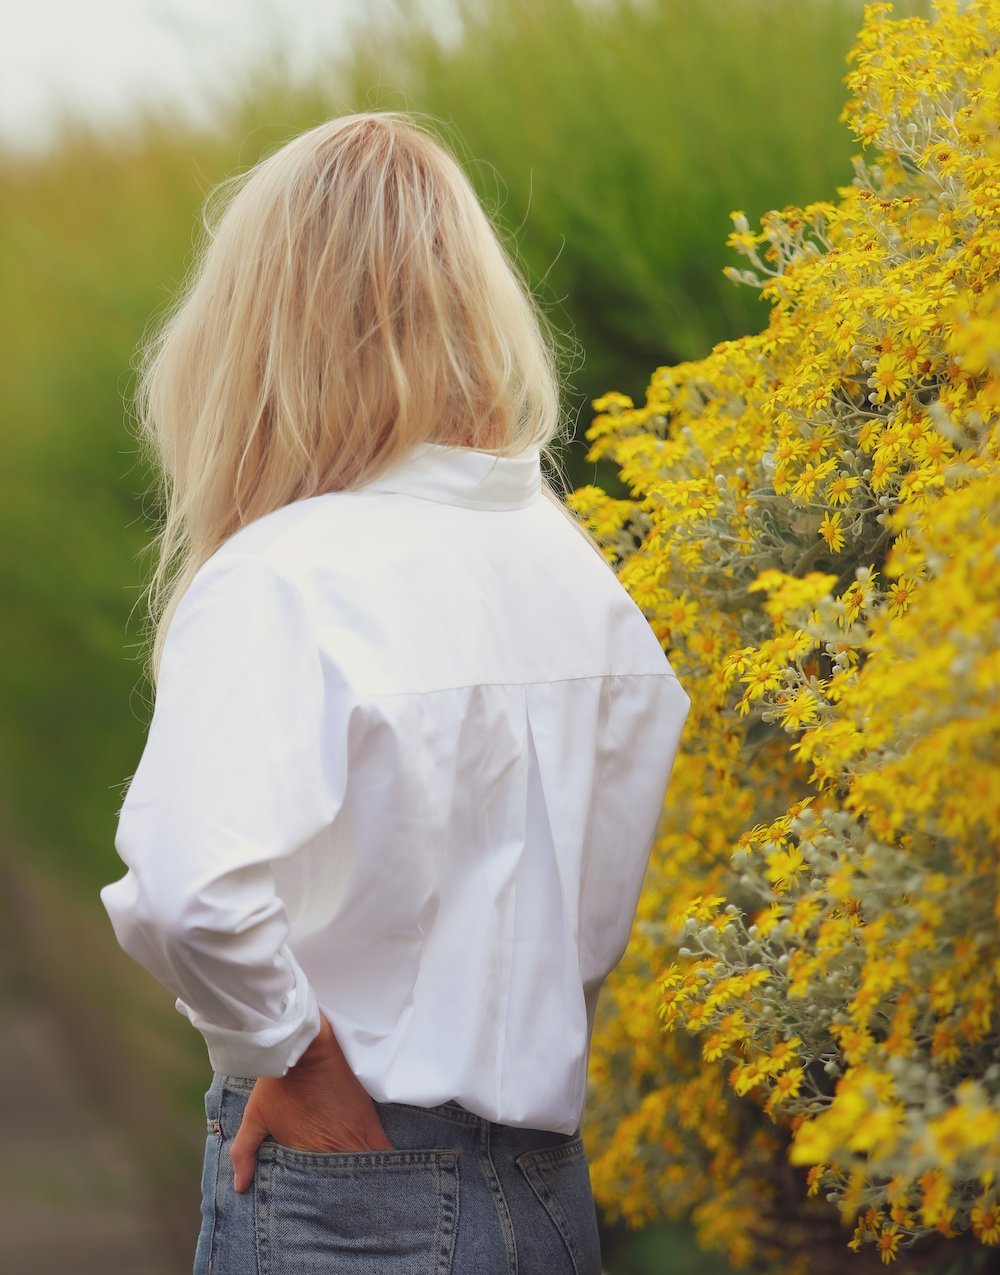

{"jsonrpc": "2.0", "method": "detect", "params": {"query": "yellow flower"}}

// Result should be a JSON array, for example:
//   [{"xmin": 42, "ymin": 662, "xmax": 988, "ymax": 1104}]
[
  {"xmin": 748, "ymin": 569, "xmax": 838, "ymax": 622},
  {"xmin": 732, "ymin": 1058, "xmax": 767, "ymax": 1096},
  {"xmin": 876, "ymin": 1224, "xmax": 902, "ymax": 1265},
  {"xmin": 971, "ymin": 1196, "xmax": 1000, "ymax": 1245},
  {"xmin": 788, "ymin": 895, "xmax": 821, "ymax": 936},
  {"xmin": 848, "ymin": 1102, "xmax": 905, "ymax": 1155},
  {"xmin": 787, "ymin": 950, "xmax": 820, "ymax": 998},
  {"xmin": 919, "ymin": 1170, "xmax": 951, "ymax": 1227},
  {"xmin": 931, "ymin": 1022, "xmax": 961, "ymax": 1067},
  {"xmin": 779, "ymin": 689, "xmax": 822, "ymax": 730},
  {"xmin": 819, "ymin": 511, "xmax": 846, "ymax": 552},
  {"xmin": 764, "ymin": 1036, "xmax": 802, "ymax": 1071},
  {"xmin": 887, "ymin": 575, "xmax": 918, "ymax": 615},
  {"xmin": 701, "ymin": 1031, "xmax": 729, "ymax": 1063},
  {"xmin": 766, "ymin": 844, "xmax": 808, "ymax": 890},
  {"xmin": 840, "ymin": 574, "xmax": 877, "ymax": 623},
  {"xmin": 661, "ymin": 592, "xmax": 700, "ymax": 635},
  {"xmin": 869, "ymin": 448, "xmax": 900, "ymax": 493},
  {"xmin": 925, "ymin": 1104, "xmax": 994, "ymax": 1167},
  {"xmin": 825, "ymin": 472, "xmax": 861, "ymax": 505},
  {"xmin": 870, "ymin": 354, "xmax": 909, "ymax": 402},
  {"xmin": 792, "ymin": 457, "xmax": 838, "ymax": 502},
  {"xmin": 831, "ymin": 1022, "xmax": 875, "ymax": 1064},
  {"xmin": 739, "ymin": 657, "xmax": 783, "ymax": 701},
  {"xmin": 681, "ymin": 895, "xmax": 728, "ymax": 924},
  {"xmin": 790, "ymin": 1116, "xmax": 835, "ymax": 1166},
  {"xmin": 770, "ymin": 1065, "xmax": 805, "ymax": 1105},
  {"xmin": 591, "ymin": 391, "xmax": 634, "ymax": 413},
  {"xmin": 873, "ymin": 290, "xmax": 910, "ymax": 322}
]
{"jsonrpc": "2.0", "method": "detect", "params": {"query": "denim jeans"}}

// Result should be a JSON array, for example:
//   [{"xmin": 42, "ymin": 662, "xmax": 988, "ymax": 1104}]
[{"xmin": 195, "ymin": 1074, "xmax": 603, "ymax": 1275}]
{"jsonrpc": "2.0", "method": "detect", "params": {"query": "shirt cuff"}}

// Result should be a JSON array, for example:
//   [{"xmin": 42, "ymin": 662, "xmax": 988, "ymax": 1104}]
[{"xmin": 177, "ymin": 963, "xmax": 322, "ymax": 1078}]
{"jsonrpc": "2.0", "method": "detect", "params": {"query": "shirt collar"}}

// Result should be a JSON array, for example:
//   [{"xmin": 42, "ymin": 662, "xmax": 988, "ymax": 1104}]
[{"xmin": 358, "ymin": 442, "xmax": 542, "ymax": 511}]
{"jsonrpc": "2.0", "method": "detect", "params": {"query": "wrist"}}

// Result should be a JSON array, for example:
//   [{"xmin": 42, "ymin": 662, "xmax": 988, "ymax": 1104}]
[{"xmin": 293, "ymin": 1014, "xmax": 339, "ymax": 1070}]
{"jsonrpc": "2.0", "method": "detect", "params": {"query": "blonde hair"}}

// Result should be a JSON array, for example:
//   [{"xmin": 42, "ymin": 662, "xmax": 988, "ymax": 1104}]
[{"xmin": 136, "ymin": 111, "xmax": 565, "ymax": 681}]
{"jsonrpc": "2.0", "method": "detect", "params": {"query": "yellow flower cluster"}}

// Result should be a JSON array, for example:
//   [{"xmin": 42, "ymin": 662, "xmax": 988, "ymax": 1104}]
[{"xmin": 571, "ymin": 2, "xmax": 1000, "ymax": 1267}]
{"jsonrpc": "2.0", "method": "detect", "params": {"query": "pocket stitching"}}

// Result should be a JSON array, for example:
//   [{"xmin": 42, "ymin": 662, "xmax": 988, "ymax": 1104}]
[
  {"xmin": 253, "ymin": 1145, "xmax": 459, "ymax": 1275},
  {"xmin": 515, "ymin": 1142, "xmax": 588, "ymax": 1275},
  {"xmin": 433, "ymin": 1155, "xmax": 460, "ymax": 1275},
  {"xmin": 257, "ymin": 1142, "xmax": 460, "ymax": 1171},
  {"xmin": 515, "ymin": 1135, "xmax": 585, "ymax": 1172},
  {"xmin": 221, "ymin": 1075, "xmax": 257, "ymax": 1094}
]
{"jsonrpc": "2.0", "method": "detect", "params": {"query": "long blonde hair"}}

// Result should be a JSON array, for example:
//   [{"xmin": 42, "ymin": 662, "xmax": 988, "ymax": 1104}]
[{"xmin": 136, "ymin": 112, "xmax": 565, "ymax": 681}]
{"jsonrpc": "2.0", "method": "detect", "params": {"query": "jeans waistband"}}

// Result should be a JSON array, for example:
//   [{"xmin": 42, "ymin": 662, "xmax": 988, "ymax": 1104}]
[{"xmin": 218, "ymin": 1075, "xmax": 509, "ymax": 1131}]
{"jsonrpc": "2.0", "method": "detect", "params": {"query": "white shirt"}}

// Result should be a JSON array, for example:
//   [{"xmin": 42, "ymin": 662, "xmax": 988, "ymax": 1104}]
[{"xmin": 101, "ymin": 442, "xmax": 690, "ymax": 1134}]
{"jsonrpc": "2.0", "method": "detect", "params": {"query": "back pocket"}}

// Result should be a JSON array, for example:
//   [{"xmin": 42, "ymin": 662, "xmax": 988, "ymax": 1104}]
[
  {"xmin": 516, "ymin": 1138, "xmax": 601, "ymax": 1275},
  {"xmin": 254, "ymin": 1144, "xmax": 459, "ymax": 1275}
]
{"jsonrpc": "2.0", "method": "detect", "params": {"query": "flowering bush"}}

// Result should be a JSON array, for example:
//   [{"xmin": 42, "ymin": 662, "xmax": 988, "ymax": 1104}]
[{"xmin": 570, "ymin": 3, "xmax": 1000, "ymax": 1269}]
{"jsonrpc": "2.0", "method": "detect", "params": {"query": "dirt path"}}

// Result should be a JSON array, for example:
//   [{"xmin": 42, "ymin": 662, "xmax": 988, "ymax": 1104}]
[{"xmin": 0, "ymin": 978, "xmax": 185, "ymax": 1275}]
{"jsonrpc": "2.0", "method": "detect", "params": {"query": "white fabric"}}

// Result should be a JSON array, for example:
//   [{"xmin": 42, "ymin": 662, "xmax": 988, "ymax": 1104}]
[{"xmin": 102, "ymin": 442, "xmax": 690, "ymax": 1134}]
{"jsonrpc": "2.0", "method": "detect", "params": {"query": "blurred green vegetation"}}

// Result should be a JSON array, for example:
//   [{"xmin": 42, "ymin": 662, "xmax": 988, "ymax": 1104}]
[{"xmin": 0, "ymin": 1, "xmax": 926, "ymax": 1270}]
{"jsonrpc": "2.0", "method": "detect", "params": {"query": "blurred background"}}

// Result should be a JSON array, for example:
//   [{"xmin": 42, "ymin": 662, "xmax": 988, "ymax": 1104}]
[{"xmin": 0, "ymin": 0, "xmax": 928, "ymax": 1269}]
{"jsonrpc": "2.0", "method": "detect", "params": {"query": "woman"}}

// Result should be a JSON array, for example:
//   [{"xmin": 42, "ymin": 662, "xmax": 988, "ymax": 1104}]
[{"xmin": 101, "ymin": 112, "xmax": 690, "ymax": 1275}]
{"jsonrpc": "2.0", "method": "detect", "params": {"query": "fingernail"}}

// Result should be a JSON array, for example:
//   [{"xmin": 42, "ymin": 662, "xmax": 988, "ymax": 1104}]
[{"xmin": 233, "ymin": 1172, "xmax": 240, "ymax": 1192}]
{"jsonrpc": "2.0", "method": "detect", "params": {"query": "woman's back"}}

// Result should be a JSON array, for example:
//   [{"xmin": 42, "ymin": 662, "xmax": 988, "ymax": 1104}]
[{"xmin": 106, "ymin": 440, "xmax": 689, "ymax": 1134}]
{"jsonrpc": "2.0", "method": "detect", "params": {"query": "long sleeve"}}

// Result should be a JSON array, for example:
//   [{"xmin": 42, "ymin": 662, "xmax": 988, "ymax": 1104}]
[{"xmin": 101, "ymin": 554, "xmax": 344, "ymax": 1077}]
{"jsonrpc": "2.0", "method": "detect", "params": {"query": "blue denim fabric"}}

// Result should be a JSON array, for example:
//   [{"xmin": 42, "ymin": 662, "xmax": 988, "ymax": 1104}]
[{"xmin": 195, "ymin": 1074, "xmax": 602, "ymax": 1275}]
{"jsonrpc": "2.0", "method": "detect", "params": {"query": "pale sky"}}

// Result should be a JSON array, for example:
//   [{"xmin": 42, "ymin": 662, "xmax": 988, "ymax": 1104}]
[{"xmin": 1, "ymin": 0, "xmax": 456, "ymax": 151}]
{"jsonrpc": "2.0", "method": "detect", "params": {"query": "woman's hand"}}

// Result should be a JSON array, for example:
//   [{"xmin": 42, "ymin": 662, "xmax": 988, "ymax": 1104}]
[{"xmin": 230, "ymin": 1015, "xmax": 394, "ymax": 1192}]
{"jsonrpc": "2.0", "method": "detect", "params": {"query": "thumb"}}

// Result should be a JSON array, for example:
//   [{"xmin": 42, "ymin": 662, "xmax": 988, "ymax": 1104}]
[{"xmin": 230, "ymin": 1102, "xmax": 269, "ymax": 1194}]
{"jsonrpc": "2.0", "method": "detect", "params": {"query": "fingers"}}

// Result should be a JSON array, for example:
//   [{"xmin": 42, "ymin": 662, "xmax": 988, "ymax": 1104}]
[{"xmin": 230, "ymin": 1103, "xmax": 268, "ymax": 1194}]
